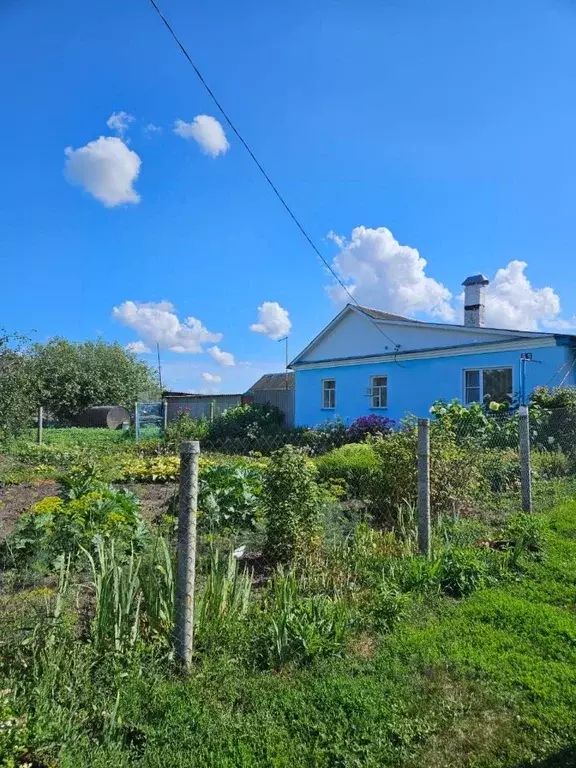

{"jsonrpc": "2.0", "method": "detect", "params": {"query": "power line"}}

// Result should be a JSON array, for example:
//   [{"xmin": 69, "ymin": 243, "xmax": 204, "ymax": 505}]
[{"xmin": 145, "ymin": 0, "xmax": 402, "ymax": 353}]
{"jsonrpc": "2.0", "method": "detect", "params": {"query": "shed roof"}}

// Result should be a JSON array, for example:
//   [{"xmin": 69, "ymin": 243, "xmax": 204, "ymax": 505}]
[{"xmin": 248, "ymin": 372, "xmax": 294, "ymax": 391}]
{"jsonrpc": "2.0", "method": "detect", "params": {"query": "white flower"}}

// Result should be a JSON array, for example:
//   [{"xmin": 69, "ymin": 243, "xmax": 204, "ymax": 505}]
[{"xmin": 547, "ymin": 436, "xmax": 555, "ymax": 444}]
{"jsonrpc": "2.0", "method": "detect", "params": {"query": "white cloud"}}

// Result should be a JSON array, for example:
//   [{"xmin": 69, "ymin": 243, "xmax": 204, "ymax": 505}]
[
  {"xmin": 327, "ymin": 226, "xmax": 455, "ymax": 321},
  {"xmin": 144, "ymin": 122, "xmax": 162, "ymax": 136},
  {"xmin": 174, "ymin": 115, "xmax": 230, "ymax": 157},
  {"xmin": 64, "ymin": 137, "xmax": 141, "ymax": 207},
  {"xmin": 106, "ymin": 111, "xmax": 135, "ymax": 137},
  {"xmin": 482, "ymin": 261, "xmax": 561, "ymax": 331},
  {"xmin": 201, "ymin": 372, "xmax": 222, "ymax": 383},
  {"xmin": 113, "ymin": 301, "xmax": 222, "ymax": 353},
  {"xmin": 208, "ymin": 346, "xmax": 235, "ymax": 367},
  {"xmin": 250, "ymin": 301, "xmax": 292, "ymax": 340},
  {"xmin": 125, "ymin": 341, "xmax": 151, "ymax": 354}
]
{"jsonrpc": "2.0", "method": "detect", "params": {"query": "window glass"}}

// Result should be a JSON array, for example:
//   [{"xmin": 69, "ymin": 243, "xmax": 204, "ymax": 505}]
[
  {"xmin": 464, "ymin": 370, "xmax": 481, "ymax": 404},
  {"xmin": 483, "ymin": 368, "xmax": 512, "ymax": 404},
  {"xmin": 322, "ymin": 379, "xmax": 336, "ymax": 409},
  {"xmin": 371, "ymin": 376, "xmax": 388, "ymax": 408}
]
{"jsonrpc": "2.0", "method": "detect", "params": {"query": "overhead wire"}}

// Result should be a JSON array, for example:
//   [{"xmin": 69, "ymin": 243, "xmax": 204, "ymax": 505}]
[{"xmin": 145, "ymin": 0, "xmax": 403, "ymax": 357}]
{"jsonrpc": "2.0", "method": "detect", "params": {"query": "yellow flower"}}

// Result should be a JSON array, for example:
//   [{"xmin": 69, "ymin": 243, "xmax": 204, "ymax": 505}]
[
  {"xmin": 488, "ymin": 401, "xmax": 501, "ymax": 411},
  {"xmin": 31, "ymin": 496, "xmax": 63, "ymax": 515}
]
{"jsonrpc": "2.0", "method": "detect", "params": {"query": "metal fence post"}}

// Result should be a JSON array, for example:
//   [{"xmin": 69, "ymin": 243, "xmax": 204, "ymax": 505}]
[
  {"xmin": 519, "ymin": 406, "xmax": 533, "ymax": 513},
  {"xmin": 37, "ymin": 406, "xmax": 43, "ymax": 445},
  {"xmin": 163, "ymin": 399, "xmax": 169, "ymax": 433},
  {"xmin": 174, "ymin": 440, "xmax": 200, "ymax": 668},
  {"xmin": 417, "ymin": 418, "xmax": 431, "ymax": 557}
]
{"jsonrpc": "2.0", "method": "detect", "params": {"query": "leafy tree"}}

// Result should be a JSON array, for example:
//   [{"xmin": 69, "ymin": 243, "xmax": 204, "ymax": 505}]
[
  {"xmin": 29, "ymin": 338, "xmax": 159, "ymax": 424},
  {"xmin": 0, "ymin": 331, "xmax": 35, "ymax": 440}
]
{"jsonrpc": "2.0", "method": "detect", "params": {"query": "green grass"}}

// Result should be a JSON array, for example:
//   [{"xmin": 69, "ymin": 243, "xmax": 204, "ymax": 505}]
[{"xmin": 3, "ymin": 499, "xmax": 576, "ymax": 767}]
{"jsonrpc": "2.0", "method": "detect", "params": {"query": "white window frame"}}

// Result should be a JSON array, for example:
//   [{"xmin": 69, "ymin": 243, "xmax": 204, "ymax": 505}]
[
  {"xmin": 463, "ymin": 366, "xmax": 513, "ymax": 405},
  {"xmin": 370, "ymin": 375, "xmax": 388, "ymax": 409},
  {"xmin": 322, "ymin": 378, "xmax": 336, "ymax": 409}
]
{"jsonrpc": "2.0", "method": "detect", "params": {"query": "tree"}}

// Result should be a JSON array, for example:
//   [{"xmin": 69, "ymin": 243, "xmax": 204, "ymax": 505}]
[
  {"xmin": 29, "ymin": 338, "xmax": 159, "ymax": 424},
  {"xmin": 0, "ymin": 331, "xmax": 35, "ymax": 441}
]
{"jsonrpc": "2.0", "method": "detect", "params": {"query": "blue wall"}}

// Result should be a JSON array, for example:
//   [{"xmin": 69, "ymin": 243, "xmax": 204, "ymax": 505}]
[{"xmin": 294, "ymin": 343, "xmax": 573, "ymax": 427}]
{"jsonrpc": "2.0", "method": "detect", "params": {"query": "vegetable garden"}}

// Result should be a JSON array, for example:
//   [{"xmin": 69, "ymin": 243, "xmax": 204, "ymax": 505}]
[{"xmin": 1, "ymin": 391, "xmax": 576, "ymax": 766}]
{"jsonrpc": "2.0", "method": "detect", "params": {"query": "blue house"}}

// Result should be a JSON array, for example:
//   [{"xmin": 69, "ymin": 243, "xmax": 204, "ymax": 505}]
[{"xmin": 290, "ymin": 275, "xmax": 576, "ymax": 427}]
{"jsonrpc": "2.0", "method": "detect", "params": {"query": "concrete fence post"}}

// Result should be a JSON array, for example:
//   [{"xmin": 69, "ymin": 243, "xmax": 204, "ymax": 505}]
[
  {"xmin": 163, "ymin": 399, "xmax": 169, "ymax": 433},
  {"xmin": 174, "ymin": 440, "xmax": 200, "ymax": 668},
  {"xmin": 37, "ymin": 406, "xmax": 43, "ymax": 445},
  {"xmin": 519, "ymin": 406, "xmax": 533, "ymax": 513},
  {"xmin": 417, "ymin": 418, "xmax": 431, "ymax": 558}
]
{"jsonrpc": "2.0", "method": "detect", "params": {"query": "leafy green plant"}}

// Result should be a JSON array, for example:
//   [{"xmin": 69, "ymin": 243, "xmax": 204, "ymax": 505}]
[
  {"xmin": 120, "ymin": 455, "xmax": 180, "ymax": 483},
  {"xmin": 437, "ymin": 547, "xmax": 489, "ymax": 597},
  {"xmin": 264, "ymin": 445, "xmax": 323, "ymax": 565},
  {"xmin": 209, "ymin": 403, "xmax": 285, "ymax": 441},
  {"xmin": 255, "ymin": 569, "xmax": 350, "ymax": 668},
  {"xmin": 506, "ymin": 512, "xmax": 548, "ymax": 563},
  {"xmin": 199, "ymin": 463, "xmax": 262, "ymax": 532},
  {"xmin": 4, "ymin": 477, "xmax": 147, "ymax": 569}
]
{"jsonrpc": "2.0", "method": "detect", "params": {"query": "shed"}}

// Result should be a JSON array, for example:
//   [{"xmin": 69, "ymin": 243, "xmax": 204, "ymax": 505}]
[{"xmin": 246, "ymin": 372, "xmax": 295, "ymax": 427}]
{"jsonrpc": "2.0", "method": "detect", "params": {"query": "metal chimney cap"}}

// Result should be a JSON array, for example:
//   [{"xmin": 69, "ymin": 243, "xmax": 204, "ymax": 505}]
[{"xmin": 462, "ymin": 274, "xmax": 489, "ymax": 286}]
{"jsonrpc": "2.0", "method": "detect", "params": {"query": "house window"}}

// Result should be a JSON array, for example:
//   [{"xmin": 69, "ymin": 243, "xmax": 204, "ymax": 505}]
[
  {"xmin": 322, "ymin": 379, "xmax": 336, "ymax": 409},
  {"xmin": 370, "ymin": 375, "xmax": 388, "ymax": 408},
  {"xmin": 464, "ymin": 367, "xmax": 513, "ymax": 405}
]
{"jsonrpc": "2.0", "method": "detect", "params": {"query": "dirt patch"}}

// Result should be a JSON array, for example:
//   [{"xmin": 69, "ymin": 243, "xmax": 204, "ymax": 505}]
[
  {"xmin": 0, "ymin": 480, "xmax": 60, "ymax": 540},
  {"xmin": 123, "ymin": 482, "xmax": 178, "ymax": 523}
]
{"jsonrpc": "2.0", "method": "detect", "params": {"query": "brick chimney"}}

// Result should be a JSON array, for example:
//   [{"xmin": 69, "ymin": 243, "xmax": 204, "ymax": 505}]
[{"xmin": 462, "ymin": 274, "xmax": 489, "ymax": 327}]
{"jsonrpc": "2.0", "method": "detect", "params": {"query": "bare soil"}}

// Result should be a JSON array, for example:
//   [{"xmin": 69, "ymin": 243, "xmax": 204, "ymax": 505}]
[{"xmin": 0, "ymin": 480, "xmax": 60, "ymax": 540}]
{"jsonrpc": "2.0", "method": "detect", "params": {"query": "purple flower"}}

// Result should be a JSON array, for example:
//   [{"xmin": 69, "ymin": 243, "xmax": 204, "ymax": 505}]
[{"xmin": 346, "ymin": 414, "xmax": 395, "ymax": 442}]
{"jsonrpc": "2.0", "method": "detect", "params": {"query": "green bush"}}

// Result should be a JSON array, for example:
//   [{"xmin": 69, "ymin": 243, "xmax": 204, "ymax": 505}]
[
  {"xmin": 209, "ymin": 403, "xmax": 285, "ymax": 442},
  {"xmin": 264, "ymin": 445, "xmax": 323, "ymax": 565},
  {"xmin": 476, "ymin": 448, "xmax": 521, "ymax": 493},
  {"xmin": 315, "ymin": 443, "xmax": 379, "ymax": 499},
  {"xmin": 437, "ymin": 547, "xmax": 489, "ymax": 597},
  {"xmin": 532, "ymin": 449, "xmax": 571, "ymax": 480},
  {"xmin": 164, "ymin": 413, "xmax": 209, "ymax": 448}
]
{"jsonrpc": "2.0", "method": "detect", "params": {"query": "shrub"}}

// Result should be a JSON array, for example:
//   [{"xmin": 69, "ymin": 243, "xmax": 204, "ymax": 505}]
[
  {"xmin": 315, "ymin": 443, "xmax": 379, "ymax": 499},
  {"xmin": 199, "ymin": 463, "xmax": 263, "ymax": 532},
  {"xmin": 476, "ymin": 448, "xmax": 521, "ymax": 493},
  {"xmin": 290, "ymin": 418, "xmax": 348, "ymax": 456},
  {"xmin": 346, "ymin": 414, "xmax": 395, "ymax": 442},
  {"xmin": 209, "ymin": 403, "xmax": 285, "ymax": 442},
  {"xmin": 164, "ymin": 413, "xmax": 209, "ymax": 448},
  {"xmin": 532, "ymin": 449, "xmax": 571, "ymax": 480},
  {"xmin": 264, "ymin": 445, "xmax": 323, "ymax": 565}
]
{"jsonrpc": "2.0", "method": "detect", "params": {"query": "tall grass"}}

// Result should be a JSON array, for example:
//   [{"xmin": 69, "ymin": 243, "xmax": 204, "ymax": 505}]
[{"xmin": 83, "ymin": 537, "xmax": 142, "ymax": 654}]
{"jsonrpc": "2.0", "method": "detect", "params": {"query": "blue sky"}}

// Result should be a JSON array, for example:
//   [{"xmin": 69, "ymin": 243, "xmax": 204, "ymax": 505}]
[{"xmin": 2, "ymin": 0, "xmax": 576, "ymax": 392}]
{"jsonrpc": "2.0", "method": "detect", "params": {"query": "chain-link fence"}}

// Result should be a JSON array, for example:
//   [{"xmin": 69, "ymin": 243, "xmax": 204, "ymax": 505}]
[{"xmin": 171, "ymin": 404, "xmax": 576, "ymax": 664}]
